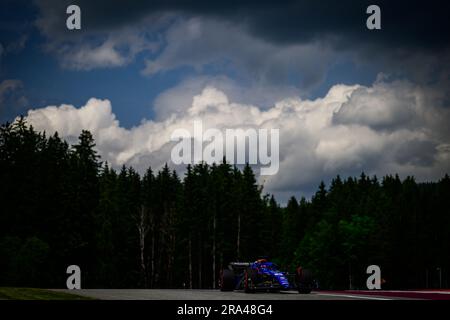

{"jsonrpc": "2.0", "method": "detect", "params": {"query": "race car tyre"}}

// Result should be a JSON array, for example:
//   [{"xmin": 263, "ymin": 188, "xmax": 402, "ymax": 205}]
[
  {"xmin": 244, "ymin": 268, "xmax": 256, "ymax": 293},
  {"xmin": 220, "ymin": 269, "xmax": 235, "ymax": 291},
  {"xmin": 298, "ymin": 287, "xmax": 312, "ymax": 294},
  {"xmin": 296, "ymin": 268, "xmax": 313, "ymax": 294}
]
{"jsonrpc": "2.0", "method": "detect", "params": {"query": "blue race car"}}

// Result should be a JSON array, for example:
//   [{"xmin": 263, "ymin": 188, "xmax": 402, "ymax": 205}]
[{"xmin": 219, "ymin": 258, "xmax": 313, "ymax": 293}]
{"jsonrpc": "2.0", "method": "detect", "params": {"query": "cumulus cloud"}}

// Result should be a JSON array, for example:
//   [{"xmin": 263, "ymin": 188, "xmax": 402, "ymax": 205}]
[
  {"xmin": 32, "ymin": 1, "xmax": 450, "ymax": 94},
  {"xmin": 35, "ymin": 0, "xmax": 334, "ymax": 90},
  {"xmin": 35, "ymin": 0, "xmax": 168, "ymax": 70},
  {"xmin": 153, "ymin": 75, "xmax": 300, "ymax": 120},
  {"xmin": 143, "ymin": 17, "xmax": 333, "ymax": 90},
  {"xmin": 55, "ymin": 29, "xmax": 159, "ymax": 70},
  {"xmin": 334, "ymin": 81, "xmax": 422, "ymax": 130},
  {"xmin": 41, "ymin": 23, "xmax": 162, "ymax": 70},
  {"xmin": 24, "ymin": 80, "xmax": 450, "ymax": 201}
]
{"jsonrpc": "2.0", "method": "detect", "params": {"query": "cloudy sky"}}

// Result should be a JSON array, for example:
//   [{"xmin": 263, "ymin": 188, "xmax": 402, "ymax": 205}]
[{"xmin": 1, "ymin": 0, "xmax": 449, "ymax": 201}]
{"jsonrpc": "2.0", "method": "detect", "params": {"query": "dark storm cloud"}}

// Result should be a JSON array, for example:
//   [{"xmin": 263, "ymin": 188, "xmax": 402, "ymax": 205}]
[
  {"xmin": 35, "ymin": 0, "xmax": 450, "ymax": 49},
  {"xmin": 394, "ymin": 139, "xmax": 438, "ymax": 167}
]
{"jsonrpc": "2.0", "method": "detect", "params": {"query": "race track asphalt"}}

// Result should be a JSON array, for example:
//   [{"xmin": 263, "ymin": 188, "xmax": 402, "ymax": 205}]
[{"xmin": 51, "ymin": 289, "xmax": 443, "ymax": 300}]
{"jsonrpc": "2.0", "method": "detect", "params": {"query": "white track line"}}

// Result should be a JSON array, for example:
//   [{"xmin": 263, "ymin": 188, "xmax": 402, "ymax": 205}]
[
  {"xmin": 316, "ymin": 293, "xmax": 392, "ymax": 300},
  {"xmin": 382, "ymin": 290, "xmax": 450, "ymax": 295}
]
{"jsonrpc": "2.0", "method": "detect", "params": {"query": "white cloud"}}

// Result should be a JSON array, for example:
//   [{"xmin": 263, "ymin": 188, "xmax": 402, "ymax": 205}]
[
  {"xmin": 33, "ymin": 1, "xmax": 450, "ymax": 97},
  {"xmin": 43, "ymin": 26, "xmax": 161, "ymax": 70},
  {"xmin": 55, "ymin": 27, "xmax": 161, "ymax": 70},
  {"xmin": 153, "ymin": 75, "xmax": 300, "ymax": 120},
  {"xmin": 36, "ymin": 7, "xmax": 335, "ymax": 88},
  {"xmin": 143, "ymin": 17, "xmax": 333, "ymax": 90},
  {"xmin": 24, "ymin": 80, "xmax": 450, "ymax": 201},
  {"xmin": 35, "ymin": 0, "xmax": 167, "ymax": 70},
  {"xmin": 334, "ymin": 81, "xmax": 419, "ymax": 130}
]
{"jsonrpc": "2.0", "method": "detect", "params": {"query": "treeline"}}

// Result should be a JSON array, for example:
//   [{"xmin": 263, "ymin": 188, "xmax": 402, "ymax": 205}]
[{"xmin": 0, "ymin": 120, "xmax": 449, "ymax": 289}]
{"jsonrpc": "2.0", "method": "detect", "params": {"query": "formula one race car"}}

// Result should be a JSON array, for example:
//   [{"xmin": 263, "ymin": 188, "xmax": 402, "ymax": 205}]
[{"xmin": 219, "ymin": 258, "xmax": 314, "ymax": 293}]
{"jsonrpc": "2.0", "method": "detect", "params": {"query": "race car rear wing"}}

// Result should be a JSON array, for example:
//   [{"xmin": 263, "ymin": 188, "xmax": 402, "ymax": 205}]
[
  {"xmin": 227, "ymin": 262, "xmax": 251, "ymax": 271},
  {"xmin": 229, "ymin": 262, "xmax": 251, "ymax": 267}
]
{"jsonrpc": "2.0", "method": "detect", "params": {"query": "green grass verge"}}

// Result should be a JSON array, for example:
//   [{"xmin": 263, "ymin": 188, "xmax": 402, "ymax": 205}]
[{"xmin": 0, "ymin": 287, "xmax": 94, "ymax": 300}]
